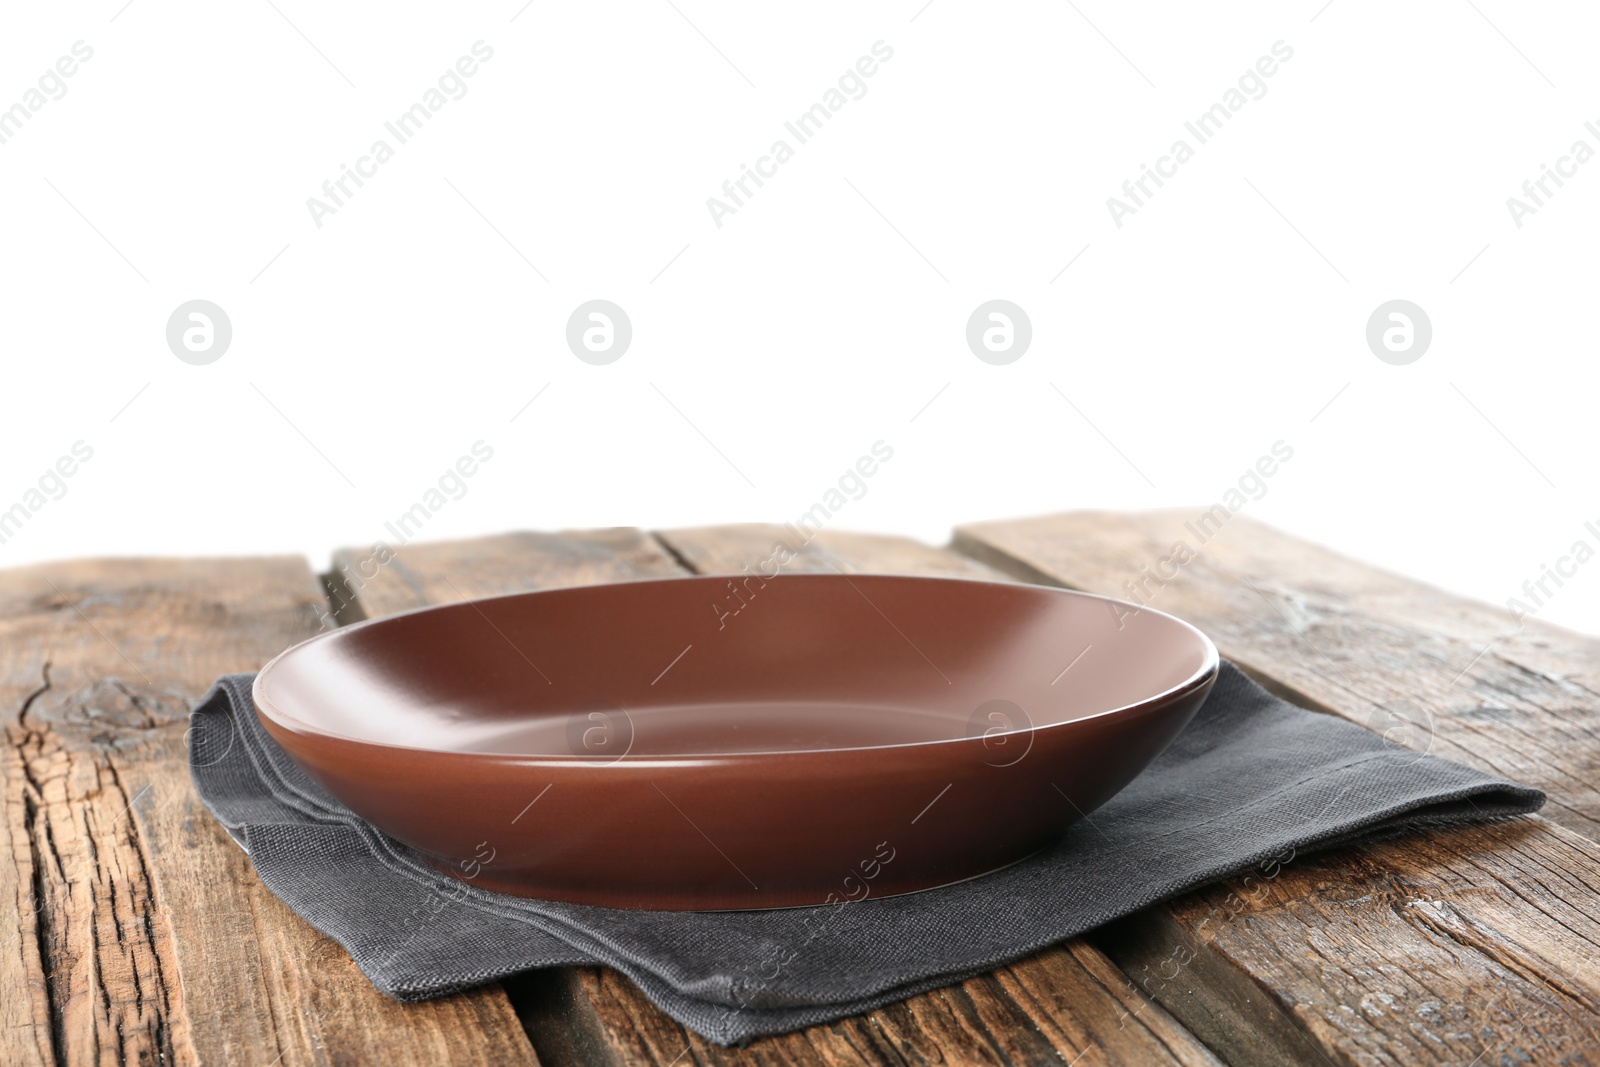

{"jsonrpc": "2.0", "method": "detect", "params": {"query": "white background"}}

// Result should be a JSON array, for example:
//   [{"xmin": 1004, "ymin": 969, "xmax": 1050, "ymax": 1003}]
[{"xmin": 1, "ymin": 1, "xmax": 1595, "ymax": 635}]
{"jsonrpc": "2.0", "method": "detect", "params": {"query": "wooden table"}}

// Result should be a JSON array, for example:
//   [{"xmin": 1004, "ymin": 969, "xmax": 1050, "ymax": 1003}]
[{"xmin": 5, "ymin": 512, "xmax": 1599, "ymax": 1066}]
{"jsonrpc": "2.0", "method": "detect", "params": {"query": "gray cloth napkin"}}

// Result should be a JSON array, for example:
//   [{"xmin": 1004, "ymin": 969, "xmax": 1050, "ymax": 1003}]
[{"xmin": 189, "ymin": 662, "xmax": 1543, "ymax": 1046}]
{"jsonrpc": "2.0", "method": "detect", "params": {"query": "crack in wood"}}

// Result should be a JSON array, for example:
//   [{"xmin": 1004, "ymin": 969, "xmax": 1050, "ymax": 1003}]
[
  {"xmin": 14, "ymin": 662, "xmax": 67, "ymax": 1067},
  {"xmin": 648, "ymin": 532, "xmax": 700, "ymax": 576},
  {"xmin": 18, "ymin": 661, "xmax": 52, "ymax": 731},
  {"xmin": 11, "ymin": 709, "xmax": 179, "ymax": 1067}
]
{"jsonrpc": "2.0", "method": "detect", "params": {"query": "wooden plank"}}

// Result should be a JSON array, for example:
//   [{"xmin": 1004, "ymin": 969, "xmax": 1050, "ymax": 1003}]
[
  {"xmin": 338, "ymin": 526, "xmax": 1222, "ymax": 1067},
  {"xmin": 513, "ymin": 943, "xmax": 1223, "ymax": 1067},
  {"xmin": 1096, "ymin": 818, "xmax": 1600, "ymax": 1066},
  {"xmin": 655, "ymin": 523, "xmax": 1003, "ymax": 581},
  {"xmin": 2, "ymin": 734, "xmax": 51, "ymax": 1067},
  {"xmin": 953, "ymin": 510, "xmax": 1600, "ymax": 1065},
  {"xmin": 0, "ymin": 557, "xmax": 539, "ymax": 1067},
  {"xmin": 328, "ymin": 528, "xmax": 686, "ymax": 622},
  {"xmin": 953, "ymin": 509, "xmax": 1600, "ymax": 842}
]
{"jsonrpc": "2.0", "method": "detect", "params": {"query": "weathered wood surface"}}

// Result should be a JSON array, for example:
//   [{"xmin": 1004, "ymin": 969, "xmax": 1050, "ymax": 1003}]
[
  {"xmin": 6, "ymin": 514, "xmax": 1600, "ymax": 1066},
  {"xmin": 954, "ymin": 510, "xmax": 1600, "ymax": 842},
  {"xmin": 954, "ymin": 511, "xmax": 1600, "ymax": 1066},
  {"xmin": 1097, "ymin": 817, "xmax": 1600, "ymax": 1066},
  {"xmin": 655, "ymin": 525, "xmax": 1002, "ymax": 582},
  {"xmin": 0, "ymin": 557, "xmax": 539, "ymax": 1067},
  {"xmin": 512, "ymin": 942, "xmax": 1224, "ymax": 1067},
  {"xmin": 327, "ymin": 529, "xmax": 686, "ymax": 622},
  {"xmin": 338, "ymin": 524, "xmax": 1222, "ymax": 1067}
]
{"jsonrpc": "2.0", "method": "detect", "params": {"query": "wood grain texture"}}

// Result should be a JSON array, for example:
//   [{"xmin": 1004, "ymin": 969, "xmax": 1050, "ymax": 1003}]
[
  {"xmin": 655, "ymin": 524, "xmax": 1005, "ymax": 581},
  {"xmin": 329, "ymin": 528, "xmax": 686, "ymax": 622},
  {"xmin": 953, "ymin": 509, "xmax": 1600, "ymax": 842},
  {"xmin": 954, "ymin": 510, "xmax": 1600, "ymax": 1065},
  {"xmin": 0, "ymin": 557, "xmax": 538, "ymax": 1067},
  {"xmin": 341, "ymin": 526, "xmax": 1221, "ymax": 1067},
  {"xmin": 14, "ymin": 516, "xmax": 1596, "ymax": 1065},
  {"xmin": 2, "ymin": 734, "xmax": 52, "ymax": 1067},
  {"xmin": 514, "ymin": 944, "xmax": 1223, "ymax": 1067},
  {"xmin": 1096, "ymin": 816, "xmax": 1600, "ymax": 1066}
]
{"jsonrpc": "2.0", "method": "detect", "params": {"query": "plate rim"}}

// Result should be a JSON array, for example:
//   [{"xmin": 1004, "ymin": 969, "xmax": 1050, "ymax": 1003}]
[{"xmin": 252, "ymin": 571, "xmax": 1221, "ymax": 762}]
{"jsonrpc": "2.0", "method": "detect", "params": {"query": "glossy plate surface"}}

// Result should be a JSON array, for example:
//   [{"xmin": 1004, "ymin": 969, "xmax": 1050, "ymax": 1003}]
[{"xmin": 253, "ymin": 574, "xmax": 1219, "ymax": 910}]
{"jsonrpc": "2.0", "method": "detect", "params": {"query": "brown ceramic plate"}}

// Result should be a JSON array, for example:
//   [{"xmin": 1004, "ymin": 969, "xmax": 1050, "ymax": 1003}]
[{"xmin": 253, "ymin": 573, "xmax": 1218, "ymax": 910}]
